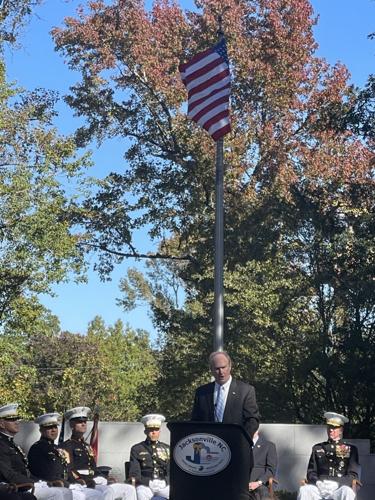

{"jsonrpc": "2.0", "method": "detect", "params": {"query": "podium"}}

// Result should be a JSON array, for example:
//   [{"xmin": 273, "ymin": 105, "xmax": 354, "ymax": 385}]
[{"xmin": 167, "ymin": 421, "xmax": 253, "ymax": 500}]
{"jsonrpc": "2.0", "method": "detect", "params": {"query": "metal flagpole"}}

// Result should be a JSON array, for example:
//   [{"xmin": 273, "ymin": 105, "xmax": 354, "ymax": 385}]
[
  {"xmin": 213, "ymin": 137, "xmax": 224, "ymax": 352},
  {"xmin": 213, "ymin": 14, "xmax": 226, "ymax": 352}
]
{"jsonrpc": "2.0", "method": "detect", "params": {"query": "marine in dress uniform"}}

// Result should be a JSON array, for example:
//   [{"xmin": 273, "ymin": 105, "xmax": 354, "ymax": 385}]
[
  {"xmin": 128, "ymin": 414, "xmax": 170, "ymax": 500},
  {"xmin": 62, "ymin": 407, "xmax": 136, "ymax": 500},
  {"xmin": 0, "ymin": 403, "xmax": 73, "ymax": 500},
  {"xmin": 298, "ymin": 412, "xmax": 360, "ymax": 500},
  {"xmin": 28, "ymin": 412, "xmax": 101, "ymax": 500}
]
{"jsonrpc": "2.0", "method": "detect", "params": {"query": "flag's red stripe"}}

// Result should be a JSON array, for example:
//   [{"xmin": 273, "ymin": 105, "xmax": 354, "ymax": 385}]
[
  {"xmin": 202, "ymin": 110, "xmax": 230, "ymax": 131},
  {"xmin": 188, "ymin": 68, "xmax": 230, "ymax": 99},
  {"xmin": 179, "ymin": 46, "xmax": 214, "ymax": 73},
  {"xmin": 190, "ymin": 95, "xmax": 230, "ymax": 122},
  {"xmin": 211, "ymin": 123, "xmax": 231, "ymax": 141},
  {"xmin": 188, "ymin": 84, "xmax": 230, "ymax": 113},
  {"xmin": 183, "ymin": 56, "xmax": 223, "ymax": 85}
]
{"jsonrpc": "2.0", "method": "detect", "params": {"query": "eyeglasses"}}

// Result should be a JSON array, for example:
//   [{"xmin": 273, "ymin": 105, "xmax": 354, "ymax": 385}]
[
  {"xmin": 3, "ymin": 417, "xmax": 19, "ymax": 422},
  {"xmin": 43, "ymin": 425, "xmax": 58, "ymax": 429}
]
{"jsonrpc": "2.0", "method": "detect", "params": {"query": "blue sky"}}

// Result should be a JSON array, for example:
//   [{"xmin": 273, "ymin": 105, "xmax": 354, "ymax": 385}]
[{"xmin": 4, "ymin": 0, "xmax": 374, "ymax": 338}]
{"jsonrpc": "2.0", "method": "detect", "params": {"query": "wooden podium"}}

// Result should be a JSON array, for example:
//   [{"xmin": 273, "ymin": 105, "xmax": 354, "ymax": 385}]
[{"xmin": 167, "ymin": 421, "xmax": 253, "ymax": 500}]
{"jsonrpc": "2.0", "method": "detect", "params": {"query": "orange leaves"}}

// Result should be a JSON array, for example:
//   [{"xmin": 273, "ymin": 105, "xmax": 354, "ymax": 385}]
[
  {"xmin": 300, "ymin": 133, "xmax": 373, "ymax": 184},
  {"xmin": 133, "ymin": 0, "xmax": 188, "ymax": 104},
  {"xmin": 53, "ymin": 0, "xmax": 189, "ymax": 107},
  {"xmin": 52, "ymin": 0, "xmax": 119, "ymax": 72},
  {"xmin": 52, "ymin": 0, "xmax": 374, "ymax": 195}
]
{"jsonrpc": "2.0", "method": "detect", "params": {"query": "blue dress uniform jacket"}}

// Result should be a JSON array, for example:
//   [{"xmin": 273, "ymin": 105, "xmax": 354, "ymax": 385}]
[
  {"xmin": 0, "ymin": 432, "xmax": 33, "ymax": 485},
  {"xmin": 129, "ymin": 439, "xmax": 170, "ymax": 487},
  {"xmin": 28, "ymin": 437, "xmax": 70, "ymax": 484},
  {"xmin": 62, "ymin": 437, "xmax": 98, "ymax": 483},
  {"xmin": 306, "ymin": 440, "xmax": 360, "ymax": 487}
]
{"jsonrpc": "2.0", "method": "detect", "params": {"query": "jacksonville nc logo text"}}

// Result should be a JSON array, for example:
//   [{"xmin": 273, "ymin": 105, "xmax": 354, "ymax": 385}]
[{"xmin": 174, "ymin": 433, "xmax": 231, "ymax": 476}]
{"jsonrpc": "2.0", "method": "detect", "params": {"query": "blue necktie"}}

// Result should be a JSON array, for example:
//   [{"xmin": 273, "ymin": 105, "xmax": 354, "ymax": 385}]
[{"xmin": 215, "ymin": 386, "xmax": 225, "ymax": 422}]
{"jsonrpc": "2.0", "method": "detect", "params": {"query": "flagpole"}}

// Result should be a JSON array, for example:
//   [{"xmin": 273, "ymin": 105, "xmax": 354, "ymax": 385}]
[
  {"xmin": 214, "ymin": 136, "xmax": 224, "ymax": 352},
  {"xmin": 213, "ymin": 14, "xmax": 226, "ymax": 352}
]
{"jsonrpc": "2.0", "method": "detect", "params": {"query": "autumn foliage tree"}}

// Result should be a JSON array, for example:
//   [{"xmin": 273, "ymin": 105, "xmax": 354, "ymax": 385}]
[{"xmin": 52, "ymin": 0, "xmax": 374, "ymax": 433}]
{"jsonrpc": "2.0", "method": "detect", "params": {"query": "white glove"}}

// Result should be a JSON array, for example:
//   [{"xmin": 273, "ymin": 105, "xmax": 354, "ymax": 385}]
[
  {"xmin": 316, "ymin": 480, "xmax": 339, "ymax": 499},
  {"xmin": 149, "ymin": 479, "xmax": 167, "ymax": 493},
  {"xmin": 34, "ymin": 481, "xmax": 49, "ymax": 490},
  {"xmin": 69, "ymin": 483, "xmax": 86, "ymax": 491},
  {"xmin": 93, "ymin": 476, "xmax": 108, "ymax": 485}
]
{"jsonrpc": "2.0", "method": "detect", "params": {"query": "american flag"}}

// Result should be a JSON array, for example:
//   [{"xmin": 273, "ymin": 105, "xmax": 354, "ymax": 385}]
[
  {"xmin": 90, "ymin": 407, "xmax": 99, "ymax": 460},
  {"xmin": 179, "ymin": 38, "xmax": 231, "ymax": 141}
]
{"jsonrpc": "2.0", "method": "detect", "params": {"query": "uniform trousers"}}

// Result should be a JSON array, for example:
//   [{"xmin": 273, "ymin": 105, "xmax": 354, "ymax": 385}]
[
  {"xmin": 95, "ymin": 483, "xmax": 137, "ymax": 500},
  {"xmin": 135, "ymin": 484, "xmax": 169, "ymax": 500},
  {"xmin": 298, "ymin": 484, "xmax": 356, "ymax": 500},
  {"xmin": 69, "ymin": 486, "xmax": 102, "ymax": 500},
  {"xmin": 32, "ymin": 484, "xmax": 72, "ymax": 500}
]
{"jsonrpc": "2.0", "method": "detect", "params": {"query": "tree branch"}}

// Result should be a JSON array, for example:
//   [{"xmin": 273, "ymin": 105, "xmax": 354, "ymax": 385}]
[{"xmin": 77, "ymin": 241, "xmax": 197, "ymax": 263}]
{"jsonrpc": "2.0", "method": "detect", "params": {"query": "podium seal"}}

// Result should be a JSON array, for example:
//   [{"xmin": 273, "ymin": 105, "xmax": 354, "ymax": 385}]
[{"xmin": 173, "ymin": 433, "xmax": 231, "ymax": 476}]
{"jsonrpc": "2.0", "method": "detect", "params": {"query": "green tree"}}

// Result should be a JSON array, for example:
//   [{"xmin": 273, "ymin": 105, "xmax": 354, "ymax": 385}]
[
  {"xmin": 86, "ymin": 316, "xmax": 159, "ymax": 420},
  {"xmin": 0, "ymin": 0, "xmax": 43, "ymax": 44},
  {"xmin": 0, "ymin": 0, "xmax": 95, "ymax": 415},
  {"xmin": 14, "ymin": 316, "xmax": 158, "ymax": 420},
  {"xmin": 0, "ymin": 298, "xmax": 59, "ymax": 418},
  {"xmin": 0, "ymin": 59, "xmax": 92, "ymax": 325},
  {"xmin": 0, "ymin": 0, "xmax": 162, "ymax": 422},
  {"xmin": 0, "ymin": 0, "xmax": 93, "ymax": 328}
]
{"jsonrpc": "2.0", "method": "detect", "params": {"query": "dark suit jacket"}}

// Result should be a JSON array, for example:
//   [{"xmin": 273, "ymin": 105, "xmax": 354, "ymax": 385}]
[
  {"xmin": 191, "ymin": 378, "xmax": 260, "ymax": 438},
  {"xmin": 250, "ymin": 436, "xmax": 277, "ymax": 483}
]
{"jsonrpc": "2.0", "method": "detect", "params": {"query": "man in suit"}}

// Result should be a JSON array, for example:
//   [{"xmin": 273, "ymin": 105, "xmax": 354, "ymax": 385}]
[
  {"xmin": 249, "ymin": 431, "xmax": 277, "ymax": 499},
  {"xmin": 298, "ymin": 412, "xmax": 360, "ymax": 500},
  {"xmin": 128, "ymin": 414, "xmax": 169, "ymax": 500},
  {"xmin": 0, "ymin": 403, "xmax": 73, "ymax": 500},
  {"xmin": 191, "ymin": 351, "xmax": 260, "ymax": 439}
]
